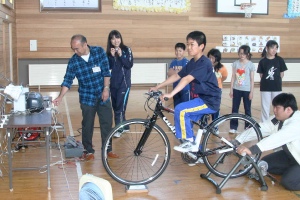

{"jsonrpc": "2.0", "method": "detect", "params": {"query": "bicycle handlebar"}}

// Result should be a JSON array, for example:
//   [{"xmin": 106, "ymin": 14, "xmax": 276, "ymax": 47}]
[
  {"xmin": 146, "ymin": 91, "xmax": 170, "ymax": 102},
  {"xmin": 146, "ymin": 90, "xmax": 162, "ymax": 97}
]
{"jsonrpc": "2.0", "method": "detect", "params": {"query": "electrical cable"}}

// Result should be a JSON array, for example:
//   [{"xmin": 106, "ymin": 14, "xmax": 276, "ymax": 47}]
[{"xmin": 39, "ymin": 109, "xmax": 75, "ymax": 199}]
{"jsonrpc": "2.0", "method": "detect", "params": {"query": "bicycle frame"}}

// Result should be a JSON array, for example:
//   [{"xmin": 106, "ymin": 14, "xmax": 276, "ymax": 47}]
[
  {"xmin": 134, "ymin": 93, "xmax": 176, "ymax": 155},
  {"xmin": 134, "ymin": 92, "xmax": 216, "ymax": 157}
]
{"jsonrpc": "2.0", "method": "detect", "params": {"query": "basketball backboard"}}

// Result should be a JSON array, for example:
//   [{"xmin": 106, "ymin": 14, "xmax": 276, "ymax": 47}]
[{"xmin": 216, "ymin": 0, "xmax": 269, "ymax": 15}]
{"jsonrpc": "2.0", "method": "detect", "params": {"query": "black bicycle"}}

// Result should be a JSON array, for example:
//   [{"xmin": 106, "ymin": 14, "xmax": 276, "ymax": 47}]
[{"xmin": 102, "ymin": 91, "xmax": 266, "ymax": 192}]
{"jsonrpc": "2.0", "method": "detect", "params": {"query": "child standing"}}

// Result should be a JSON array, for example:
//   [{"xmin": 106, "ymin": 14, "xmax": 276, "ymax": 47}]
[
  {"xmin": 106, "ymin": 30, "xmax": 134, "ymax": 138},
  {"xmin": 229, "ymin": 45, "xmax": 255, "ymax": 134},
  {"xmin": 257, "ymin": 40, "xmax": 287, "ymax": 122},
  {"xmin": 168, "ymin": 43, "xmax": 190, "ymax": 107},
  {"xmin": 207, "ymin": 48, "xmax": 228, "ymax": 123},
  {"xmin": 150, "ymin": 31, "xmax": 221, "ymax": 153}
]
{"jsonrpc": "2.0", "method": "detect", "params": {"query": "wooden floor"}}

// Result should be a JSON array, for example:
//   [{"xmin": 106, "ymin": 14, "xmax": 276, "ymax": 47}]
[{"xmin": 0, "ymin": 84, "xmax": 300, "ymax": 200}]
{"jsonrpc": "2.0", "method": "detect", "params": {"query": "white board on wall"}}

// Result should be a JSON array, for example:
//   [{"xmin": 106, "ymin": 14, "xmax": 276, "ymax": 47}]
[
  {"xmin": 28, "ymin": 63, "xmax": 167, "ymax": 86},
  {"xmin": 131, "ymin": 63, "xmax": 167, "ymax": 84},
  {"xmin": 29, "ymin": 64, "xmax": 78, "ymax": 86}
]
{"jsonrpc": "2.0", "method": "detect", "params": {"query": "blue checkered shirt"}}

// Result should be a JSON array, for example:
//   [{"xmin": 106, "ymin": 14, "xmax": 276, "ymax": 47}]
[{"xmin": 61, "ymin": 46, "xmax": 111, "ymax": 106}]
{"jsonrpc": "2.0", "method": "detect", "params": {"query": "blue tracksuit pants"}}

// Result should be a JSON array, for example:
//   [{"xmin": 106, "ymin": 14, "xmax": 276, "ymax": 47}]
[
  {"xmin": 110, "ymin": 86, "xmax": 130, "ymax": 127},
  {"xmin": 174, "ymin": 98, "xmax": 216, "ymax": 139}
]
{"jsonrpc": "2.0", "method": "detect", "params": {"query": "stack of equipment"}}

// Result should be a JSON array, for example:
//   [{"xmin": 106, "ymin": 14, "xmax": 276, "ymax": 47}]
[{"xmin": 64, "ymin": 136, "xmax": 84, "ymax": 158}]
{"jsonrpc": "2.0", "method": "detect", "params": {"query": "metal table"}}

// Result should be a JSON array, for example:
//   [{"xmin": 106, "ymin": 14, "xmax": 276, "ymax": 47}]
[{"xmin": 4, "ymin": 110, "xmax": 52, "ymax": 191}]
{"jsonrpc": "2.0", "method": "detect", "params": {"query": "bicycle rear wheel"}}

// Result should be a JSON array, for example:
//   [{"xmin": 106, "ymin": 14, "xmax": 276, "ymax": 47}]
[
  {"xmin": 102, "ymin": 118, "xmax": 171, "ymax": 185},
  {"xmin": 201, "ymin": 113, "xmax": 262, "ymax": 178}
]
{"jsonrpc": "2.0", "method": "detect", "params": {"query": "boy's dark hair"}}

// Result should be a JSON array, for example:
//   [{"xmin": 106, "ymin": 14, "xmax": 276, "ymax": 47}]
[
  {"xmin": 207, "ymin": 48, "xmax": 222, "ymax": 72},
  {"xmin": 175, "ymin": 43, "xmax": 186, "ymax": 50},
  {"xmin": 261, "ymin": 40, "xmax": 278, "ymax": 58},
  {"xmin": 239, "ymin": 45, "xmax": 252, "ymax": 60},
  {"xmin": 186, "ymin": 31, "xmax": 206, "ymax": 51},
  {"xmin": 272, "ymin": 93, "xmax": 298, "ymax": 111}
]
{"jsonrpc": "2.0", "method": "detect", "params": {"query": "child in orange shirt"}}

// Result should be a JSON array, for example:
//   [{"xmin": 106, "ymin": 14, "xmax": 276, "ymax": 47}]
[{"xmin": 207, "ymin": 48, "xmax": 228, "ymax": 125}]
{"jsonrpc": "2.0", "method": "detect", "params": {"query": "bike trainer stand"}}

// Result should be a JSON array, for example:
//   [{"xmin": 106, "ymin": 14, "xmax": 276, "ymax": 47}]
[
  {"xmin": 200, "ymin": 154, "xmax": 268, "ymax": 194},
  {"xmin": 125, "ymin": 185, "xmax": 148, "ymax": 193}
]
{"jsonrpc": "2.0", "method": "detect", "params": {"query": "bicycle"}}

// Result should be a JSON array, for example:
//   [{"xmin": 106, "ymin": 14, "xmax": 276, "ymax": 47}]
[{"xmin": 102, "ymin": 91, "xmax": 268, "ymax": 193}]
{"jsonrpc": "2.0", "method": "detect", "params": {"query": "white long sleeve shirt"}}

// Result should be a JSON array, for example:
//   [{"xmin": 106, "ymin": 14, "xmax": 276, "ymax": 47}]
[{"xmin": 236, "ymin": 111, "xmax": 300, "ymax": 165}]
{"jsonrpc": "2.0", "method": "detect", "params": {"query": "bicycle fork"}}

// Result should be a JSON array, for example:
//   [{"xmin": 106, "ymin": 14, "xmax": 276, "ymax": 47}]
[{"xmin": 134, "ymin": 115, "xmax": 158, "ymax": 156}]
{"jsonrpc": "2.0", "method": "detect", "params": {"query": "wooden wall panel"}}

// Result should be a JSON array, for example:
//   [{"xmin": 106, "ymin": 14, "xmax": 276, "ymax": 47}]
[
  {"xmin": 0, "ymin": 4, "xmax": 16, "ymax": 85},
  {"xmin": 14, "ymin": 0, "xmax": 300, "ymax": 60}
]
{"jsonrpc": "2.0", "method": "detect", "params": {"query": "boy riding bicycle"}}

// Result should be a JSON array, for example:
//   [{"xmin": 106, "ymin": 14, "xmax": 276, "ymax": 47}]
[{"xmin": 150, "ymin": 31, "xmax": 221, "ymax": 153}]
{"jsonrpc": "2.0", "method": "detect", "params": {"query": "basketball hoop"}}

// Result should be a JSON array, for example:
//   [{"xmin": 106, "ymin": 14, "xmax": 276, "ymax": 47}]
[{"xmin": 240, "ymin": 3, "xmax": 256, "ymax": 18}]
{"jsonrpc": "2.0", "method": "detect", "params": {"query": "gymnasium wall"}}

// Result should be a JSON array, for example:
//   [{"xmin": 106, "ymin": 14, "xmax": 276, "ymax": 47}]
[
  {"xmin": 0, "ymin": 4, "xmax": 16, "ymax": 85},
  {"xmin": 15, "ymin": 0, "xmax": 300, "ymax": 84}
]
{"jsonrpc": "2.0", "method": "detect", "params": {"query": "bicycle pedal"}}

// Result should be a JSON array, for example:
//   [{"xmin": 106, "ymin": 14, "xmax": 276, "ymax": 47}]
[{"xmin": 186, "ymin": 152, "xmax": 197, "ymax": 160}]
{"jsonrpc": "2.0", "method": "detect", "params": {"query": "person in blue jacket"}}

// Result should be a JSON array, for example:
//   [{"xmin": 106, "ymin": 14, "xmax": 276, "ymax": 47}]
[{"xmin": 106, "ymin": 30, "xmax": 133, "ymax": 137}]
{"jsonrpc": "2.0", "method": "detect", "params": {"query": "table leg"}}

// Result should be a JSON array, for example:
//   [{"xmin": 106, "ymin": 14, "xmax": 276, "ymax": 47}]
[
  {"xmin": 7, "ymin": 128, "xmax": 13, "ymax": 191},
  {"xmin": 46, "ymin": 127, "xmax": 51, "ymax": 190}
]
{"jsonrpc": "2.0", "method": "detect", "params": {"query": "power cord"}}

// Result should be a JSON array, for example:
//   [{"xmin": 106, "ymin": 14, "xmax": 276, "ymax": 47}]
[{"xmin": 38, "ymin": 109, "xmax": 75, "ymax": 199}]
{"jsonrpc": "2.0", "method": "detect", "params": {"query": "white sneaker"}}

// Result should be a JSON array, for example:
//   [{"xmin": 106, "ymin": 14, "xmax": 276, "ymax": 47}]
[
  {"xmin": 173, "ymin": 140, "xmax": 198, "ymax": 153},
  {"xmin": 114, "ymin": 128, "xmax": 130, "ymax": 138},
  {"xmin": 188, "ymin": 157, "xmax": 204, "ymax": 166},
  {"xmin": 229, "ymin": 129, "xmax": 237, "ymax": 134},
  {"xmin": 123, "ymin": 129, "xmax": 130, "ymax": 133},
  {"xmin": 113, "ymin": 131, "xmax": 122, "ymax": 138}
]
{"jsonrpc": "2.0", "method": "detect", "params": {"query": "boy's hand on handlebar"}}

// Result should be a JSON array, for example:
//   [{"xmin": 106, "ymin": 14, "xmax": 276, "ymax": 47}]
[
  {"xmin": 160, "ymin": 93, "xmax": 173, "ymax": 102},
  {"xmin": 149, "ymin": 86, "xmax": 158, "ymax": 92}
]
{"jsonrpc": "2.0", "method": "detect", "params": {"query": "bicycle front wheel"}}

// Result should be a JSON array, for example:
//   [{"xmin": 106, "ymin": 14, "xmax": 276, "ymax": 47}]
[
  {"xmin": 102, "ymin": 118, "xmax": 171, "ymax": 185},
  {"xmin": 201, "ymin": 113, "xmax": 262, "ymax": 178}
]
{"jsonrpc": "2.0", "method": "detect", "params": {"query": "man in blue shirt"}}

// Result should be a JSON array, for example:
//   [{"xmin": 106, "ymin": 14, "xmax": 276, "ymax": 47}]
[{"xmin": 53, "ymin": 34, "xmax": 118, "ymax": 160}]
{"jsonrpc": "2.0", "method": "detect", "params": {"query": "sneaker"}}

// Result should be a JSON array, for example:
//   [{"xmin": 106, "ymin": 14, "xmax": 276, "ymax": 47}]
[
  {"xmin": 80, "ymin": 152, "xmax": 94, "ymax": 161},
  {"xmin": 114, "ymin": 130, "xmax": 124, "ymax": 138},
  {"xmin": 173, "ymin": 140, "xmax": 198, "ymax": 153},
  {"xmin": 113, "ymin": 128, "xmax": 129, "ymax": 138},
  {"xmin": 123, "ymin": 128, "xmax": 130, "ymax": 133},
  {"xmin": 188, "ymin": 157, "xmax": 204, "ymax": 166},
  {"xmin": 229, "ymin": 129, "xmax": 237, "ymax": 134}
]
